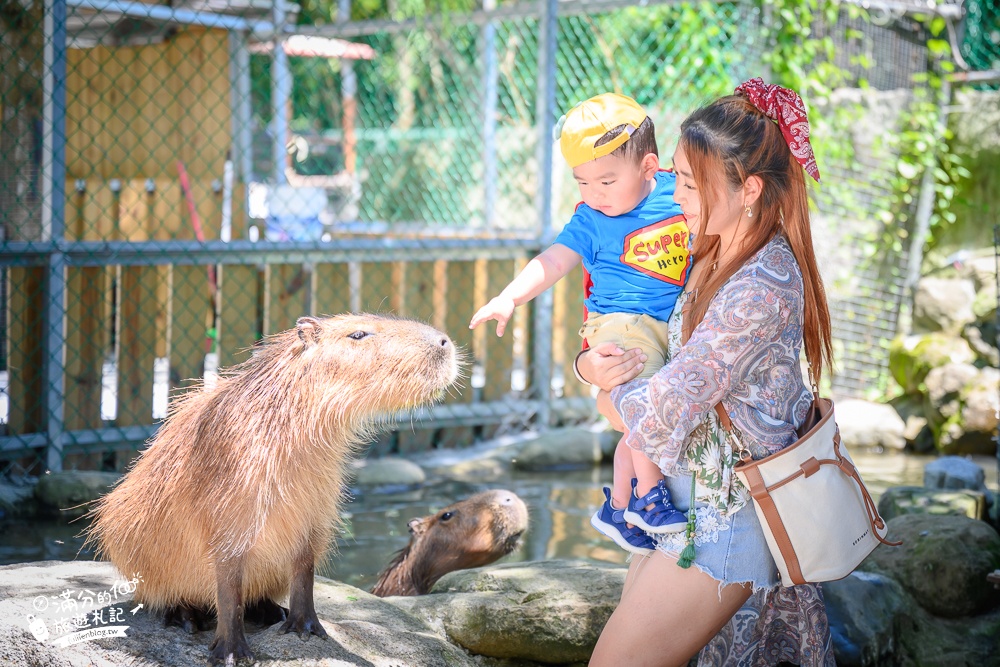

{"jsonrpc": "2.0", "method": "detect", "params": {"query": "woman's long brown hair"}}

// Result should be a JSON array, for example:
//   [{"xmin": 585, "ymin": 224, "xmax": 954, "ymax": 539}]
[{"xmin": 679, "ymin": 94, "xmax": 833, "ymax": 382}]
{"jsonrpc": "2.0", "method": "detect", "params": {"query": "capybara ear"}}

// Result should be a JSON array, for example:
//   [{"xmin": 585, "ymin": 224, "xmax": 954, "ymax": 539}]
[
  {"xmin": 296, "ymin": 317, "xmax": 321, "ymax": 346},
  {"xmin": 407, "ymin": 518, "xmax": 427, "ymax": 536}
]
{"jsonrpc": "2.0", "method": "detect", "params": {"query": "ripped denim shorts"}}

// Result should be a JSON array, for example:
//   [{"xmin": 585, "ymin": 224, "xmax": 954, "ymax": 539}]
[{"xmin": 652, "ymin": 472, "xmax": 780, "ymax": 594}]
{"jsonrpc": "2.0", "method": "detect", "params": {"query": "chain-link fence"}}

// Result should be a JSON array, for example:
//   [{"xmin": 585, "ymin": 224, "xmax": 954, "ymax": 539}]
[{"xmin": 0, "ymin": 0, "xmax": 987, "ymax": 475}]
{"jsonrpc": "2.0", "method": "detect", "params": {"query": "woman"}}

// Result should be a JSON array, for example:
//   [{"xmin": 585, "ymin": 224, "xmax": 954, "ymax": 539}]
[{"xmin": 578, "ymin": 79, "xmax": 836, "ymax": 666}]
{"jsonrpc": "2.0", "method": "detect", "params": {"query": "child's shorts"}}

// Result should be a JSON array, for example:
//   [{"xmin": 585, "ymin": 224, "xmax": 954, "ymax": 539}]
[{"xmin": 578, "ymin": 312, "xmax": 670, "ymax": 380}]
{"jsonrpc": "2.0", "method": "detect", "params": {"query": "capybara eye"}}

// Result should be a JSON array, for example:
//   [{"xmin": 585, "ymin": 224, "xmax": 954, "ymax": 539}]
[
  {"xmin": 347, "ymin": 331, "xmax": 370, "ymax": 340},
  {"xmin": 439, "ymin": 511, "xmax": 454, "ymax": 522}
]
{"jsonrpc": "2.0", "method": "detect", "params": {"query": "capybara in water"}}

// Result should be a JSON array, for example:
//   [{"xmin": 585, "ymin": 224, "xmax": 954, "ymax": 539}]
[
  {"xmin": 84, "ymin": 314, "xmax": 459, "ymax": 665},
  {"xmin": 371, "ymin": 489, "xmax": 528, "ymax": 596}
]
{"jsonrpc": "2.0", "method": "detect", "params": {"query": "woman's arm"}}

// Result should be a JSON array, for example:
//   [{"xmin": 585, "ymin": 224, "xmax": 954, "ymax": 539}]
[{"xmin": 612, "ymin": 275, "xmax": 798, "ymax": 474}]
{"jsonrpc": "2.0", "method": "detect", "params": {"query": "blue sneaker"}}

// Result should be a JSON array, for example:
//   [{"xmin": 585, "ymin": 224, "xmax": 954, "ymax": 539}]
[
  {"xmin": 622, "ymin": 479, "xmax": 687, "ymax": 534},
  {"xmin": 590, "ymin": 486, "xmax": 656, "ymax": 555}
]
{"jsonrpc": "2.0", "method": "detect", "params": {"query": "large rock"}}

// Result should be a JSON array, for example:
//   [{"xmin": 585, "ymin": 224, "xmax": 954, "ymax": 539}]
[
  {"xmin": 0, "ymin": 560, "xmax": 476, "ymax": 666},
  {"xmin": 859, "ymin": 514, "xmax": 1000, "ymax": 618},
  {"xmin": 924, "ymin": 363, "xmax": 980, "ymax": 418},
  {"xmin": 896, "ymin": 602, "xmax": 1000, "ymax": 667},
  {"xmin": 388, "ymin": 559, "xmax": 626, "ymax": 664},
  {"xmin": 889, "ymin": 394, "xmax": 934, "ymax": 452},
  {"xmin": 888, "ymin": 333, "xmax": 976, "ymax": 395},
  {"xmin": 924, "ymin": 455, "xmax": 987, "ymax": 491},
  {"xmin": 823, "ymin": 571, "xmax": 907, "ymax": 667},
  {"xmin": 877, "ymin": 486, "xmax": 987, "ymax": 522},
  {"xmin": 512, "ymin": 429, "xmax": 604, "ymax": 471},
  {"xmin": 33, "ymin": 471, "xmax": 120, "ymax": 518},
  {"xmin": 932, "ymin": 367, "xmax": 1000, "ymax": 455},
  {"xmin": 835, "ymin": 399, "xmax": 906, "ymax": 450},
  {"xmin": 912, "ymin": 277, "xmax": 976, "ymax": 334},
  {"xmin": 351, "ymin": 456, "xmax": 427, "ymax": 490}
]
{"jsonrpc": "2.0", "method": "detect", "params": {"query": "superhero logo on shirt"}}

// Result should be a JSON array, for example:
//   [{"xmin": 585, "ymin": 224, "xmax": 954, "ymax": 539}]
[{"xmin": 620, "ymin": 215, "xmax": 690, "ymax": 286}]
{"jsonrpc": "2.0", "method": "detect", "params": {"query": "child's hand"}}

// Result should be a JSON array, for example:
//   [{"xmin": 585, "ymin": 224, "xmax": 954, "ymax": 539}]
[{"xmin": 469, "ymin": 296, "xmax": 516, "ymax": 336}]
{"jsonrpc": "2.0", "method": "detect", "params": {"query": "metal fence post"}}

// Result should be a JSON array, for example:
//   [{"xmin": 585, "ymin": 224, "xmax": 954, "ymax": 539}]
[
  {"xmin": 230, "ymin": 29, "xmax": 253, "ymax": 186},
  {"xmin": 42, "ymin": 0, "xmax": 68, "ymax": 472},
  {"xmin": 482, "ymin": 0, "xmax": 499, "ymax": 229},
  {"xmin": 897, "ymin": 76, "xmax": 952, "ymax": 336},
  {"xmin": 272, "ymin": 0, "xmax": 290, "ymax": 186},
  {"xmin": 532, "ymin": 0, "xmax": 558, "ymax": 429}
]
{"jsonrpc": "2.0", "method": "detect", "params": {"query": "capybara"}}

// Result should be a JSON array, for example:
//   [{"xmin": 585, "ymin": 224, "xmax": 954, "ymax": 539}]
[
  {"xmin": 371, "ymin": 489, "xmax": 528, "ymax": 596},
  {"xmin": 84, "ymin": 314, "xmax": 459, "ymax": 665}
]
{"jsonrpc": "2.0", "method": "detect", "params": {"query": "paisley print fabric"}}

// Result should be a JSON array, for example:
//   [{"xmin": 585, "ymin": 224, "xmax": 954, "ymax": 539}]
[
  {"xmin": 611, "ymin": 233, "xmax": 835, "ymax": 666},
  {"xmin": 698, "ymin": 585, "xmax": 836, "ymax": 667},
  {"xmin": 612, "ymin": 234, "xmax": 813, "ymax": 514}
]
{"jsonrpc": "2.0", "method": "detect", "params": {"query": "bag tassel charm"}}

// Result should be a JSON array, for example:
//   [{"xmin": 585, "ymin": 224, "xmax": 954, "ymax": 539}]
[{"xmin": 677, "ymin": 474, "xmax": 698, "ymax": 569}]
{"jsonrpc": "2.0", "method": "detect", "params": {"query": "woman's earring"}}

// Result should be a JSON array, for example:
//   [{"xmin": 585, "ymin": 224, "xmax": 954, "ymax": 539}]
[{"xmin": 745, "ymin": 204, "xmax": 753, "ymax": 218}]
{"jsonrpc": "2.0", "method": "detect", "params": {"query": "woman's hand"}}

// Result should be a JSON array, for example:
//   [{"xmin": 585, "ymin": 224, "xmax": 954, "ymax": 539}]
[{"xmin": 576, "ymin": 342, "xmax": 646, "ymax": 393}]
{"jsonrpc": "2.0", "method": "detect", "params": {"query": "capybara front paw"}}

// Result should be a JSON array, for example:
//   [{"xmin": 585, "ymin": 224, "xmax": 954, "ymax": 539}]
[
  {"xmin": 279, "ymin": 612, "xmax": 328, "ymax": 640},
  {"xmin": 208, "ymin": 634, "xmax": 254, "ymax": 666}
]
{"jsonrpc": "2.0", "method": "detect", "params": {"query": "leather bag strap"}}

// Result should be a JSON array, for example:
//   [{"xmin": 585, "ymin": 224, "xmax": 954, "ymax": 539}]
[{"xmin": 741, "ymin": 464, "xmax": 806, "ymax": 585}]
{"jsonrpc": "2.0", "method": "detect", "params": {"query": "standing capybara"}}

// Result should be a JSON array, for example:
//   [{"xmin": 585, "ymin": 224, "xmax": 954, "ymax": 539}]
[
  {"xmin": 84, "ymin": 314, "xmax": 459, "ymax": 665},
  {"xmin": 371, "ymin": 489, "xmax": 528, "ymax": 596}
]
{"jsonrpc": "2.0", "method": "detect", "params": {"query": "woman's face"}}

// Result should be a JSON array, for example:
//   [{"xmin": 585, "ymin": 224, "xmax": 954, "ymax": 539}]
[{"xmin": 672, "ymin": 145, "xmax": 745, "ymax": 238}]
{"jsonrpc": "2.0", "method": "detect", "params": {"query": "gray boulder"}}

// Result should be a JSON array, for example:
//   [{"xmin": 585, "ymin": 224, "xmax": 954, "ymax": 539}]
[
  {"xmin": 351, "ymin": 456, "xmax": 426, "ymax": 489},
  {"xmin": 600, "ymin": 429, "xmax": 623, "ymax": 462},
  {"xmin": 889, "ymin": 394, "xmax": 934, "ymax": 452},
  {"xmin": 512, "ymin": 429, "xmax": 604, "ymax": 471},
  {"xmin": 824, "ymin": 571, "xmax": 907, "ymax": 667},
  {"xmin": 0, "ymin": 560, "xmax": 476, "ymax": 667},
  {"xmin": 387, "ymin": 559, "xmax": 626, "ymax": 664},
  {"xmin": 932, "ymin": 367, "xmax": 1000, "ymax": 455},
  {"xmin": 835, "ymin": 399, "xmax": 906, "ymax": 450},
  {"xmin": 859, "ymin": 514, "xmax": 1000, "ymax": 618},
  {"xmin": 912, "ymin": 277, "xmax": 976, "ymax": 334},
  {"xmin": 924, "ymin": 363, "xmax": 979, "ymax": 418},
  {"xmin": 34, "ymin": 471, "xmax": 120, "ymax": 518},
  {"xmin": 896, "ymin": 602, "xmax": 1000, "ymax": 667},
  {"xmin": 877, "ymin": 486, "xmax": 987, "ymax": 522},
  {"xmin": 924, "ymin": 455, "xmax": 987, "ymax": 491}
]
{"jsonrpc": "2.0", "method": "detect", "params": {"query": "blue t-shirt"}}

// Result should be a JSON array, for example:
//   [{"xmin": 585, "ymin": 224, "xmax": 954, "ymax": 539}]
[{"xmin": 554, "ymin": 170, "xmax": 691, "ymax": 321}]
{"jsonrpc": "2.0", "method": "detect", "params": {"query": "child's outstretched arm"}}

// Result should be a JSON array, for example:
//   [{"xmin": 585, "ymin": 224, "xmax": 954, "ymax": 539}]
[{"xmin": 469, "ymin": 243, "xmax": 581, "ymax": 336}]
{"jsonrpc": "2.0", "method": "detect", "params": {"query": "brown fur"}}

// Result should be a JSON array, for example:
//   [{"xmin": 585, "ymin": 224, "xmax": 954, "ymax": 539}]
[
  {"xmin": 84, "ymin": 313, "xmax": 459, "ymax": 664},
  {"xmin": 371, "ymin": 489, "xmax": 528, "ymax": 597}
]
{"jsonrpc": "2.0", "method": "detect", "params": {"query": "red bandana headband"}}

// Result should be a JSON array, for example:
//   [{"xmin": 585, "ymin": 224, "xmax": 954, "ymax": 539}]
[{"xmin": 734, "ymin": 77, "xmax": 821, "ymax": 183}]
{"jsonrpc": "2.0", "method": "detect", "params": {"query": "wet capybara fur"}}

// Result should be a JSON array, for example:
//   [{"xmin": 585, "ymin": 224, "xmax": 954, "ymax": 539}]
[
  {"xmin": 371, "ymin": 489, "xmax": 528, "ymax": 596},
  {"xmin": 84, "ymin": 314, "xmax": 459, "ymax": 665}
]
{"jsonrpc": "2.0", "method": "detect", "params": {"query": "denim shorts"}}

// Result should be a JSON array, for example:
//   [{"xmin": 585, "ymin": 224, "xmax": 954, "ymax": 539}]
[{"xmin": 651, "ymin": 473, "xmax": 780, "ymax": 594}]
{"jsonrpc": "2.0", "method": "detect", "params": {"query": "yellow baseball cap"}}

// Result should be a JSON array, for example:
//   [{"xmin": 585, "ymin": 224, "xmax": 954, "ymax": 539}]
[{"xmin": 558, "ymin": 93, "xmax": 648, "ymax": 168}]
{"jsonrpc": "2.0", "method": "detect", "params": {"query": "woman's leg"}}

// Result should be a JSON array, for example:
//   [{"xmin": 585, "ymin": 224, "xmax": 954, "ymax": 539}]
[{"xmin": 590, "ymin": 551, "xmax": 752, "ymax": 667}]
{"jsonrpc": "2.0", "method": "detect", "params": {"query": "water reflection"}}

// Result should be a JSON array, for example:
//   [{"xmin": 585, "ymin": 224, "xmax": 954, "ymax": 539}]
[{"xmin": 2, "ymin": 452, "xmax": 996, "ymax": 596}]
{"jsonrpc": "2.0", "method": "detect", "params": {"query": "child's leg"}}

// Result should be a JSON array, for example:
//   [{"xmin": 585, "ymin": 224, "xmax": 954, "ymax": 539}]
[
  {"xmin": 611, "ymin": 431, "xmax": 636, "ymax": 511},
  {"xmin": 631, "ymin": 446, "xmax": 664, "ymax": 501}
]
